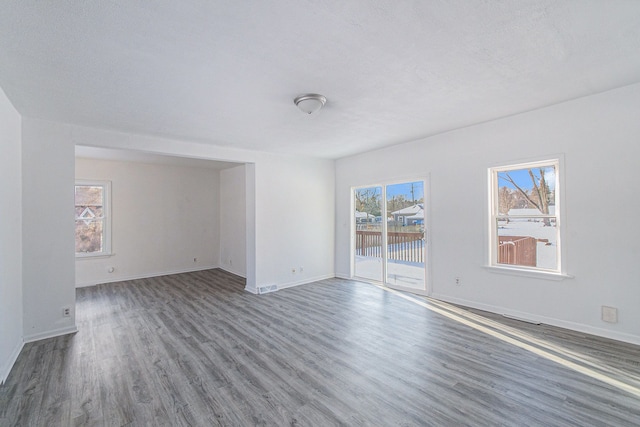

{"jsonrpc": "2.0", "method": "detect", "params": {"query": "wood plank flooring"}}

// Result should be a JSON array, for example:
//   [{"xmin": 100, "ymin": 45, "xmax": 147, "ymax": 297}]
[{"xmin": 1, "ymin": 269, "xmax": 639, "ymax": 426}]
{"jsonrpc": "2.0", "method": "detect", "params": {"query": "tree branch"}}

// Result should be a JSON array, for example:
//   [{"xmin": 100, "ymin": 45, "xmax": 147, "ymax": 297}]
[
  {"xmin": 528, "ymin": 169, "xmax": 543, "ymax": 210},
  {"xmin": 500, "ymin": 173, "xmax": 542, "ymax": 211}
]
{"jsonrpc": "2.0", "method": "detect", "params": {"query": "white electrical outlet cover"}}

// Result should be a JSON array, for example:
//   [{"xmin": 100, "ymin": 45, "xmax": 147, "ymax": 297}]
[{"xmin": 601, "ymin": 306, "xmax": 618, "ymax": 323}]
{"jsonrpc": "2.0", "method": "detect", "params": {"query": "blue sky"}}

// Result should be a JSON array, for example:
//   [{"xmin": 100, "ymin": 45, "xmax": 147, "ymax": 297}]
[
  {"xmin": 386, "ymin": 181, "xmax": 424, "ymax": 201},
  {"xmin": 498, "ymin": 167, "xmax": 555, "ymax": 191}
]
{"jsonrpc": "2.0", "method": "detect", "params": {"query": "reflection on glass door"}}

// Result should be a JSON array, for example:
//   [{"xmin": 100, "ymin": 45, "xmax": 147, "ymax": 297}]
[
  {"xmin": 353, "ymin": 186, "xmax": 383, "ymax": 282},
  {"xmin": 385, "ymin": 181, "xmax": 425, "ymax": 290}
]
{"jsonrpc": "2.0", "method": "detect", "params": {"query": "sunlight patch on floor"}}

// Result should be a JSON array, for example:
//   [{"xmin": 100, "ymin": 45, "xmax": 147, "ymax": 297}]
[{"xmin": 373, "ymin": 283, "xmax": 640, "ymax": 399}]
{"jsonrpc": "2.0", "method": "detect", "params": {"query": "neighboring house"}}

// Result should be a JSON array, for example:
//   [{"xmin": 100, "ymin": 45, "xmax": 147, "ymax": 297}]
[
  {"xmin": 391, "ymin": 204, "xmax": 424, "ymax": 226},
  {"xmin": 355, "ymin": 210, "xmax": 375, "ymax": 223}
]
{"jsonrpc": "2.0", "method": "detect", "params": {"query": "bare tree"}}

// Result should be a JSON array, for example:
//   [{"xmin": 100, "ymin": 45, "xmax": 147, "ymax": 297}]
[
  {"xmin": 355, "ymin": 188, "xmax": 381, "ymax": 217},
  {"xmin": 501, "ymin": 168, "xmax": 552, "ymax": 226},
  {"xmin": 497, "ymin": 186, "xmax": 516, "ymax": 220}
]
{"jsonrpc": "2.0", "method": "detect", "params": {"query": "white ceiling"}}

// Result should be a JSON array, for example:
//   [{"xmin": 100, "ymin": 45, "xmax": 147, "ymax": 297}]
[{"xmin": 2, "ymin": 1, "xmax": 640, "ymax": 159}]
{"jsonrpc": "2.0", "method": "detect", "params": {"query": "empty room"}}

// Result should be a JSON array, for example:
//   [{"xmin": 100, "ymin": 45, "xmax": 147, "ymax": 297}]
[{"xmin": 1, "ymin": 1, "xmax": 640, "ymax": 425}]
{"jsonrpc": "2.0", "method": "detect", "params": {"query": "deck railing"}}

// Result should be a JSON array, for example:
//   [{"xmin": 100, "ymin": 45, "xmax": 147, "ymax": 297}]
[
  {"xmin": 356, "ymin": 231, "xmax": 537, "ymax": 267},
  {"xmin": 355, "ymin": 230, "xmax": 424, "ymax": 263}
]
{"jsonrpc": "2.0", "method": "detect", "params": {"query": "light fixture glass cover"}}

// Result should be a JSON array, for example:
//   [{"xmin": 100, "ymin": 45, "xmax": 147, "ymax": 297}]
[{"xmin": 294, "ymin": 93, "xmax": 327, "ymax": 114}]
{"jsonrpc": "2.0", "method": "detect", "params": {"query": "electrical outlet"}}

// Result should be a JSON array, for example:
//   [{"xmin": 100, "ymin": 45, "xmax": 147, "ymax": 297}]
[
  {"xmin": 455, "ymin": 277, "xmax": 461, "ymax": 286},
  {"xmin": 291, "ymin": 267, "xmax": 296, "ymax": 274},
  {"xmin": 62, "ymin": 307, "xmax": 71, "ymax": 317},
  {"xmin": 193, "ymin": 257, "xmax": 198, "ymax": 263},
  {"xmin": 601, "ymin": 306, "xmax": 618, "ymax": 323}
]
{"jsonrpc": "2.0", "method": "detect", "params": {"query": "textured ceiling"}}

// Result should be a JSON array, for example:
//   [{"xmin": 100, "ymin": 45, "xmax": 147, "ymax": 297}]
[{"xmin": 2, "ymin": 1, "xmax": 640, "ymax": 159}]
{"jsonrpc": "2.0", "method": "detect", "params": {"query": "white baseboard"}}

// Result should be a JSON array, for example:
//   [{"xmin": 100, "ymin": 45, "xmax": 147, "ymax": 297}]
[
  {"xmin": 430, "ymin": 293, "xmax": 640, "ymax": 346},
  {"xmin": 218, "ymin": 266, "xmax": 246, "ymax": 279},
  {"xmin": 331, "ymin": 277, "xmax": 640, "ymax": 345},
  {"xmin": 23, "ymin": 325, "xmax": 78, "ymax": 344},
  {"xmin": 1, "ymin": 339, "xmax": 24, "ymax": 385},
  {"xmin": 75, "ymin": 265, "xmax": 219, "ymax": 288},
  {"xmin": 278, "ymin": 273, "xmax": 335, "ymax": 290},
  {"xmin": 249, "ymin": 273, "xmax": 335, "ymax": 295}
]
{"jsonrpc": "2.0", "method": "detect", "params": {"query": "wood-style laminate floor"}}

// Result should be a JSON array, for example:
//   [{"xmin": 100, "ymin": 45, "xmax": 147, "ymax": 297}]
[{"xmin": 1, "ymin": 269, "xmax": 639, "ymax": 426}]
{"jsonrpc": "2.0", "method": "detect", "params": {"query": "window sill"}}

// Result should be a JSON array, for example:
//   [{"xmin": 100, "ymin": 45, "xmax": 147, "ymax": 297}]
[
  {"xmin": 76, "ymin": 252, "xmax": 115, "ymax": 260},
  {"xmin": 484, "ymin": 265, "xmax": 573, "ymax": 281}
]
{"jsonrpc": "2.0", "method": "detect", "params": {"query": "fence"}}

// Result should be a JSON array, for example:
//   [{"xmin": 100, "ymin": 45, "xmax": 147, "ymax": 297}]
[
  {"xmin": 498, "ymin": 236, "xmax": 537, "ymax": 267},
  {"xmin": 356, "ymin": 231, "xmax": 535, "ymax": 267},
  {"xmin": 355, "ymin": 231, "xmax": 424, "ymax": 263}
]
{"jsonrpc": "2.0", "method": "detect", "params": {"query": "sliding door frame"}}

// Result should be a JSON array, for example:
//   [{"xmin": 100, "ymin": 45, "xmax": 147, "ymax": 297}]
[{"xmin": 351, "ymin": 176, "xmax": 431, "ymax": 296}]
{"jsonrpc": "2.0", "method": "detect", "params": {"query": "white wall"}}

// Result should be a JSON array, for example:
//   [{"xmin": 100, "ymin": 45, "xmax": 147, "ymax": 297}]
[
  {"xmin": 252, "ymin": 155, "xmax": 336, "ymax": 292},
  {"xmin": 20, "ymin": 120, "xmax": 333, "ymax": 298},
  {"xmin": 245, "ymin": 163, "xmax": 256, "ymax": 289},
  {"xmin": 22, "ymin": 118, "xmax": 77, "ymax": 342},
  {"xmin": 68, "ymin": 124, "xmax": 336, "ymax": 293},
  {"xmin": 75, "ymin": 158, "xmax": 220, "ymax": 286},
  {"xmin": 0, "ymin": 87, "xmax": 23, "ymax": 383},
  {"xmin": 219, "ymin": 164, "xmax": 247, "ymax": 277},
  {"xmin": 336, "ymin": 83, "xmax": 640, "ymax": 345}
]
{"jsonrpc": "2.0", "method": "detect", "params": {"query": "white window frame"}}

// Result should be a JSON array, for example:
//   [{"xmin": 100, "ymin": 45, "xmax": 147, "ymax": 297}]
[
  {"xmin": 488, "ymin": 157, "xmax": 569, "ymax": 279},
  {"xmin": 75, "ymin": 180, "xmax": 112, "ymax": 258}
]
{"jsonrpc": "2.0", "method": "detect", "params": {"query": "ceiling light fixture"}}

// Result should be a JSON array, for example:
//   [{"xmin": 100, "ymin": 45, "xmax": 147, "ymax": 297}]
[{"xmin": 294, "ymin": 93, "xmax": 327, "ymax": 114}]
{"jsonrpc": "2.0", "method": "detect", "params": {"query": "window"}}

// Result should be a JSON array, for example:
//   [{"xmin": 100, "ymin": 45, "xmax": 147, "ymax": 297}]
[
  {"xmin": 75, "ymin": 180, "xmax": 111, "ymax": 257},
  {"xmin": 489, "ymin": 159, "xmax": 561, "ymax": 273}
]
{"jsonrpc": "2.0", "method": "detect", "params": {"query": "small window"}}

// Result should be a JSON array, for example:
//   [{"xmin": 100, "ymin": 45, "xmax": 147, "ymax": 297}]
[
  {"xmin": 489, "ymin": 159, "xmax": 561, "ymax": 273},
  {"xmin": 75, "ymin": 181, "xmax": 111, "ymax": 257}
]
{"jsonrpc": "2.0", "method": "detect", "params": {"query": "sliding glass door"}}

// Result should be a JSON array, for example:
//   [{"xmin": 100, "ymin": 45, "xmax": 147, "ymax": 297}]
[
  {"xmin": 385, "ymin": 181, "xmax": 425, "ymax": 290},
  {"xmin": 353, "ymin": 180, "xmax": 427, "ymax": 293},
  {"xmin": 353, "ymin": 186, "xmax": 383, "ymax": 282}
]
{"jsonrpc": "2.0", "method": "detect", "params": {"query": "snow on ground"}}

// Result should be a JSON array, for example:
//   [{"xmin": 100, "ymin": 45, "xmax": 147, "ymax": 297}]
[{"xmin": 498, "ymin": 220, "xmax": 557, "ymax": 270}]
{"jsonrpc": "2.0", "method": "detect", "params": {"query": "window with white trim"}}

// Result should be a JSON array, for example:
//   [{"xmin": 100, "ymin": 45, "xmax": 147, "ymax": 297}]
[
  {"xmin": 75, "ymin": 180, "xmax": 111, "ymax": 257},
  {"xmin": 489, "ymin": 159, "xmax": 561, "ymax": 273}
]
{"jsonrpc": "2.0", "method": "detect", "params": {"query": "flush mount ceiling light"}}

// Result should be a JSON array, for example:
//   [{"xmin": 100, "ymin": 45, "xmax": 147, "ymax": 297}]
[{"xmin": 294, "ymin": 93, "xmax": 327, "ymax": 114}]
